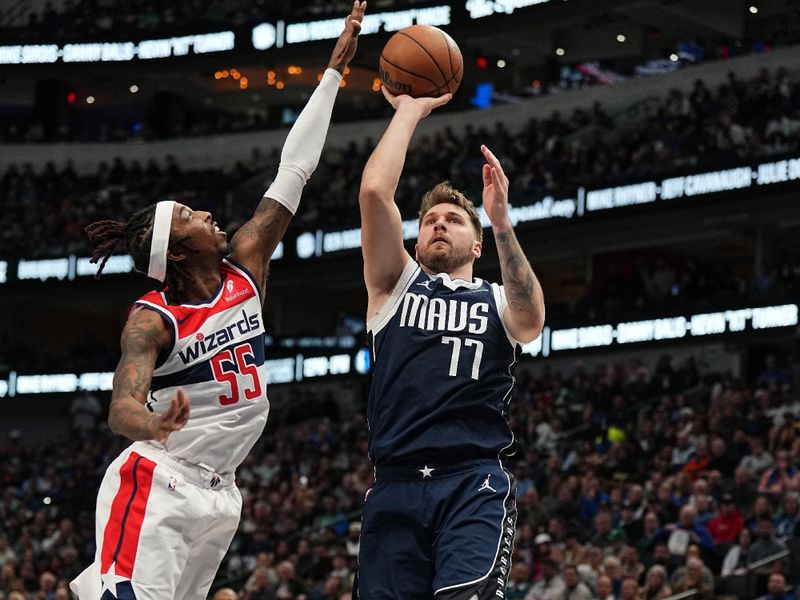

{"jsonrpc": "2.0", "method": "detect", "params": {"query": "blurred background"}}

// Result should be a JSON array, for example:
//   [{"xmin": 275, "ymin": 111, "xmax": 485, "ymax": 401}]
[{"xmin": 1, "ymin": 0, "xmax": 800, "ymax": 598}]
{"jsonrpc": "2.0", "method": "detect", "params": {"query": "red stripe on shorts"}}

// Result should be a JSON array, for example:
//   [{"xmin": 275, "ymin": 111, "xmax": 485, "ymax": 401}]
[{"xmin": 100, "ymin": 452, "xmax": 157, "ymax": 578}]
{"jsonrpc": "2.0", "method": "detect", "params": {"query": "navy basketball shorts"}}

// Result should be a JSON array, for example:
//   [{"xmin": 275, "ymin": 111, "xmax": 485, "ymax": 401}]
[{"xmin": 357, "ymin": 459, "xmax": 517, "ymax": 600}]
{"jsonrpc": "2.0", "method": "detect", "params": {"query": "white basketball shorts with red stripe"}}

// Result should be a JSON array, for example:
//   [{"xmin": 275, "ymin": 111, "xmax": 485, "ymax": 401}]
[{"xmin": 70, "ymin": 441, "xmax": 241, "ymax": 599}]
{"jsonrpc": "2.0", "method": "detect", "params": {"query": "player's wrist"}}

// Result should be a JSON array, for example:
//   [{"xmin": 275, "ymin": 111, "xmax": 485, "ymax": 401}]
[
  {"xmin": 319, "ymin": 68, "xmax": 344, "ymax": 86},
  {"xmin": 491, "ymin": 218, "xmax": 514, "ymax": 234}
]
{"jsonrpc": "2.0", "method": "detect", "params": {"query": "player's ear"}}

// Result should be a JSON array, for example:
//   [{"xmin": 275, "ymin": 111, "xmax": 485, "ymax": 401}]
[
  {"xmin": 414, "ymin": 243, "xmax": 419, "ymax": 261},
  {"xmin": 472, "ymin": 240, "xmax": 482, "ymax": 259}
]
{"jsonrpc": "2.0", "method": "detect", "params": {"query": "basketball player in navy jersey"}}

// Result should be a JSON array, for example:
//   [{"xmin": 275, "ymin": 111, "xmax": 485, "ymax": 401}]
[
  {"xmin": 356, "ymin": 88, "xmax": 545, "ymax": 599},
  {"xmin": 69, "ymin": 4, "xmax": 366, "ymax": 599}
]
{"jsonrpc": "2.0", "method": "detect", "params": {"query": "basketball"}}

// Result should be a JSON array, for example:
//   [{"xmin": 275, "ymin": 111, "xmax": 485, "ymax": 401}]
[{"xmin": 379, "ymin": 24, "xmax": 463, "ymax": 98}]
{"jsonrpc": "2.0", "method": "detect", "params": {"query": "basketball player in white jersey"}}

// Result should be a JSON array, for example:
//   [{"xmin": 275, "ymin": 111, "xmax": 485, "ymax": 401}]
[{"xmin": 70, "ymin": 4, "xmax": 366, "ymax": 598}]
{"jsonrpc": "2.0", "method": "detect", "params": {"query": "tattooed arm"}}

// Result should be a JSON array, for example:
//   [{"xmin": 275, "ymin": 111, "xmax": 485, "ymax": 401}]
[
  {"xmin": 108, "ymin": 308, "xmax": 189, "ymax": 442},
  {"xmin": 480, "ymin": 144, "xmax": 545, "ymax": 343},
  {"xmin": 228, "ymin": 199, "xmax": 292, "ymax": 298}
]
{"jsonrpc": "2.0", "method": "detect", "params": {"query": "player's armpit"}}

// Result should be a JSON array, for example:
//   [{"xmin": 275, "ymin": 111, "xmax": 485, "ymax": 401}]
[
  {"xmin": 228, "ymin": 197, "xmax": 293, "ymax": 293},
  {"xmin": 108, "ymin": 309, "xmax": 170, "ymax": 440}
]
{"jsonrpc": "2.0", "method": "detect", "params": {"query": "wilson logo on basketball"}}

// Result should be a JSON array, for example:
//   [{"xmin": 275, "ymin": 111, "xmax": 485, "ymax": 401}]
[{"xmin": 379, "ymin": 66, "xmax": 412, "ymax": 94}]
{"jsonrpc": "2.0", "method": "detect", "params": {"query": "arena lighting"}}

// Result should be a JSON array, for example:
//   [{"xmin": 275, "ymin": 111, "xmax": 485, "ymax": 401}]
[
  {"xmin": 0, "ymin": 260, "xmax": 6, "ymax": 283},
  {"xmin": 1, "ymin": 352, "xmax": 358, "ymax": 396},
  {"xmin": 86, "ymin": 95, "xmax": 95, "ymax": 104},
  {"xmin": 0, "ymin": 31, "xmax": 234, "ymax": 65},
  {"xmin": 9, "ymin": 245, "xmax": 284, "ymax": 284},
  {"xmin": 465, "ymin": 0, "xmax": 551, "ymax": 19},
  {"xmin": 255, "ymin": 5, "xmax": 451, "ymax": 49},
  {"xmin": 496, "ymin": 59, "xmax": 506, "ymax": 68},
  {"xmin": 5, "ymin": 156, "xmax": 799, "ymax": 272},
  {"xmin": 670, "ymin": 53, "xmax": 679, "ymax": 62},
  {"xmin": 521, "ymin": 303, "xmax": 799, "ymax": 358},
  {"xmin": 749, "ymin": 5, "xmax": 758, "ymax": 14},
  {"xmin": 555, "ymin": 47, "xmax": 565, "ymax": 56},
  {"xmin": 129, "ymin": 84, "xmax": 139, "ymax": 93},
  {"xmin": 616, "ymin": 34, "xmax": 626, "ymax": 43},
  {"xmin": 2, "ymin": 303, "xmax": 796, "ymax": 396},
  {"xmin": 288, "ymin": 155, "xmax": 800, "ymax": 259}
]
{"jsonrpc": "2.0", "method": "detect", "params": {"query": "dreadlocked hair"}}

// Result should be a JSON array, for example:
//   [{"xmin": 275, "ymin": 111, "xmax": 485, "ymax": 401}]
[{"xmin": 85, "ymin": 204, "xmax": 193, "ymax": 302}]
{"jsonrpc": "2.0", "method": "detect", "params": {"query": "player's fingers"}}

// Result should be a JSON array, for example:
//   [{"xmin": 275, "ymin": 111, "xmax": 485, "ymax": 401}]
[
  {"xmin": 432, "ymin": 93, "xmax": 452, "ymax": 108},
  {"xmin": 482, "ymin": 163, "xmax": 492, "ymax": 186},
  {"xmin": 481, "ymin": 144, "xmax": 501, "ymax": 169},
  {"xmin": 381, "ymin": 86, "xmax": 397, "ymax": 105},
  {"xmin": 490, "ymin": 167, "xmax": 507, "ymax": 193},
  {"xmin": 163, "ymin": 395, "xmax": 179, "ymax": 419},
  {"xmin": 485, "ymin": 148, "xmax": 507, "ymax": 181},
  {"xmin": 493, "ymin": 167, "xmax": 509, "ymax": 192},
  {"xmin": 178, "ymin": 402, "xmax": 190, "ymax": 423}
]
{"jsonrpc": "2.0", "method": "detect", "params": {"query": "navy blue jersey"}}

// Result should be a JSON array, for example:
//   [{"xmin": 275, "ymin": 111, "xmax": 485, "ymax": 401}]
[{"xmin": 367, "ymin": 260, "xmax": 520, "ymax": 465}]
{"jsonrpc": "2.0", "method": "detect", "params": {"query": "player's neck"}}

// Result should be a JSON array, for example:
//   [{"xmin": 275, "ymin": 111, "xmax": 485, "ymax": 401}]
[
  {"xmin": 420, "ymin": 262, "xmax": 473, "ymax": 282},
  {"xmin": 171, "ymin": 262, "xmax": 223, "ymax": 304}
]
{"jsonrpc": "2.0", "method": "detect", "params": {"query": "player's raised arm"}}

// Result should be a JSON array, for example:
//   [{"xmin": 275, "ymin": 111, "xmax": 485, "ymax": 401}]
[
  {"xmin": 359, "ymin": 89, "xmax": 451, "ymax": 310},
  {"xmin": 108, "ymin": 308, "xmax": 189, "ymax": 442},
  {"xmin": 229, "ymin": 1, "xmax": 366, "ymax": 294},
  {"xmin": 480, "ymin": 144, "xmax": 545, "ymax": 343}
]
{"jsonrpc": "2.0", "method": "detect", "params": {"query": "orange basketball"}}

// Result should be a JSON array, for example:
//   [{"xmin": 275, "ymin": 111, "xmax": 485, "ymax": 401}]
[{"xmin": 379, "ymin": 24, "xmax": 463, "ymax": 98}]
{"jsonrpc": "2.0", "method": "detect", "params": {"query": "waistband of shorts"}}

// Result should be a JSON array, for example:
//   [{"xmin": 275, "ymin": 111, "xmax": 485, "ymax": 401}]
[
  {"xmin": 374, "ymin": 458, "xmax": 499, "ymax": 481},
  {"xmin": 131, "ymin": 441, "xmax": 235, "ymax": 490}
]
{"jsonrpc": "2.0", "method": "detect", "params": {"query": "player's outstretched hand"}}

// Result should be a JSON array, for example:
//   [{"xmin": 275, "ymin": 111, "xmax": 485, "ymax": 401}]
[
  {"xmin": 328, "ymin": 1, "xmax": 367, "ymax": 73},
  {"xmin": 153, "ymin": 388, "xmax": 190, "ymax": 444},
  {"xmin": 381, "ymin": 86, "xmax": 452, "ymax": 119},
  {"xmin": 481, "ymin": 144, "xmax": 512, "ymax": 230}
]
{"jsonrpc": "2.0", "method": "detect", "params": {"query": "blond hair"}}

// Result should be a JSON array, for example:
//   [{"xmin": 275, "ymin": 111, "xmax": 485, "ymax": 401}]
[{"xmin": 418, "ymin": 181, "xmax": 483, "ymax": 242}]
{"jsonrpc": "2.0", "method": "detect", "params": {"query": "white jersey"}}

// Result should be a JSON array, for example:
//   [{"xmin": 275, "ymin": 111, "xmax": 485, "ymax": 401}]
[{"xmin": 133, "ymin": 257, "xmax": 269, "ymax": 474}]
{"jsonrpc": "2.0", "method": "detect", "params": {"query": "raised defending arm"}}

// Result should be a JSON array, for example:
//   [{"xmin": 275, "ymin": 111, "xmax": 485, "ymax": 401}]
[{"xmin": 229, "ymin": 2, "xmax": 366, "ymax": 296}]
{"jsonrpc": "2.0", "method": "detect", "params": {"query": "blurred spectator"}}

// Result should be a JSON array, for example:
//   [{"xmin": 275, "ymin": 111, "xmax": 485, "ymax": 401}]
[
  {"xmin": 670, "ymin": 557, "xmax": 714, "ymax": 599},
  {"xmin": 758, "ymin": 450, "xmax": 800, "ymax": 497},
  {"xmin": 507, "ymin": 562, "xmax": 533, "ymax": 600},
  {"xmin": 595, "ymin": 574, "xmax": 615, "ymax": 600},
  {"xmin": 765, "ymin": 572, "xmax": 794, "ymax": 600},
  {"xmin": 212, "ymin": 588, "xmax": 238, "ymax": 600},
  {"xmin": 666, "ymin": 506, "xmax": 715, "ymax": 558},
  {"xmin": 562, "ymin": 563, "xmax": 592, "ymax": 600},
  {"xmin": 524, "ymin": 558, "xmax": 565, "ymax": 600},
  {"xmin": 708, "ymin": 492, "xmax": 745, "ymax": 544},
  {"xmin": 641, "ymin": 564, "xmax": 672, "ymax": 600},
  {"xmin": 747, "ymin": 518, "xmax": 787, "ymax": 574},
  {"xmin": 739, "ymin": 436, "xmax": 775, "ymax": 479}
]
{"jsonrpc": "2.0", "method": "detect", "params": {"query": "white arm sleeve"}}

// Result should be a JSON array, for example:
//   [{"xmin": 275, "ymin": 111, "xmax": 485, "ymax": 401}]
[{"xmin": 264, "ymin": 68, "xmax": 343, "ymax": 214}]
